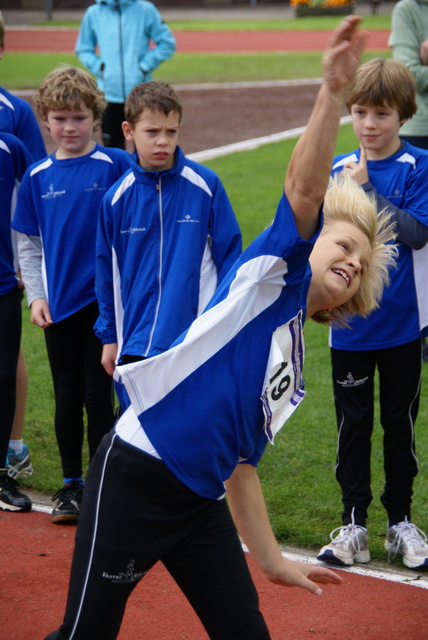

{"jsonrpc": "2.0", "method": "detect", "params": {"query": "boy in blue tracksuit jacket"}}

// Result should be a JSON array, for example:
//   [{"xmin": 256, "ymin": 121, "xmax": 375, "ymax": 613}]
[
  {"xmin": 95, "ymin": 81, "xmax": 242, "ymax": 409},
  {"xmin": 0, "ymin": 12, "xmax": 46, "ymax": 161},
  {"xmin": 75, "ymin": 0, "xmax": 176, "ymax": 148},
  {"xmin": 0, "ymin": 133, "xmax": 33, "ymax": 514}
]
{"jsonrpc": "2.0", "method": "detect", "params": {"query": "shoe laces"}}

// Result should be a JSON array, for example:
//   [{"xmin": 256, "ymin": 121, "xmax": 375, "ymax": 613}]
[
  {"xmin": 0, "ymin": 475, "xmax": 22, "ymax": 496},
  {"xmin": 388, "ymin": 517, "xmax": 428, "ymax": 561},
  {"xmin": 329, "ymin": 508, "xmax": 367, "ymax": 551},
  {"xmin": 52, "ymin": 481, "xmax": 83, "ymax": 503}
]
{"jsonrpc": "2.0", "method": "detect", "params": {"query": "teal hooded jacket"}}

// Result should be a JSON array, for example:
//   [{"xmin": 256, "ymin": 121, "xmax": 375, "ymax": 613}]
[{"xmin": 75, "ymin": 0, "xmax": 176, "ymax": 104}]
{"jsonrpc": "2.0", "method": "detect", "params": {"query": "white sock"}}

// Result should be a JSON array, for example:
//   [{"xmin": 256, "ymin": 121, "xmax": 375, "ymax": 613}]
[{"xmin": 9, "ymin": 439, "xmax": 24, "ymax": 455}]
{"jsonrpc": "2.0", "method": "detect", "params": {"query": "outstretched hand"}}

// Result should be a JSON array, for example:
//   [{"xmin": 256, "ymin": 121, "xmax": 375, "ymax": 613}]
[
  {"xmin": 322, "ymin": 16, "xmax": 368, "ymax": 95},
  {"xmin": 266, "ymin": 556, "xmax": 343, "ymax": 596}
]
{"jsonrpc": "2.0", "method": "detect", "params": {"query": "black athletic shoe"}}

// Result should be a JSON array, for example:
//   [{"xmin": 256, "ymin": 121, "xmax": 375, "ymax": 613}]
[
  {"xmin": 0, "ymin": 473, "xmax": 32, "ymax": 512},
  {"xmin": 51, "ymin": 481, "xmax": 83, "ymax": 524}
]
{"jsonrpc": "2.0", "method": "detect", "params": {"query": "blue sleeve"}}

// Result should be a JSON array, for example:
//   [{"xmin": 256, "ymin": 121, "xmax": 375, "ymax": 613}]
[
  {"xmin": 11, "ymin": 169, "xmax": 40, "ymax": 236},
  {"xmin": 209, "ymin": 177, "xmax": 242, "ymax": 284},
  {"xmin": 7, "ymin": 134, "xmax": 33, "ymax": 182},
  {"xmin": 240, "ymin": 430, "xmax": 269, "ymax": 467},
  {"xmin": 94, "ymin": 193, "xmax": 118, "ymax": 344},
  {"xmin": 12, "ymin": 100, "xmax": 46, "ymax": 161}
]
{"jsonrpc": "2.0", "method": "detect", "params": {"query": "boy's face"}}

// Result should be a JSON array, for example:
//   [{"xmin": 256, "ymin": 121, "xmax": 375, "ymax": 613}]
[
  {"xmin": 308, "ymin": 220, "xmax": 371, "ymax": 316},
  {"xmin": 46, "ymin": 105, "xmax": 97, "ymax": 159},
  {"xmin": 123, "ymin": 108, "xmax": 180, "ymax": 172},
  {"xmin": 350, "ymin": 103, "xmax": 404, "ymax": 160}
]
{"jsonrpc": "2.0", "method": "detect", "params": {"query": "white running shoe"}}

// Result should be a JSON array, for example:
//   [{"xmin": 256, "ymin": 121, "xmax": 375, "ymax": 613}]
[
  {"xmin": 385, "ymin": 518, "xmax": 428, "ymax": 570},
  {"xmin": 317, "ymin": 515, "xmax": 370, "ymax": 566}
]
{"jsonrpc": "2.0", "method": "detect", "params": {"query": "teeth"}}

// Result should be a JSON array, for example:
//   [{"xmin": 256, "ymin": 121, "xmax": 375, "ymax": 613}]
[{"xmin": 333, "ymin": 269, "xmax": 349, "ymax": 285}]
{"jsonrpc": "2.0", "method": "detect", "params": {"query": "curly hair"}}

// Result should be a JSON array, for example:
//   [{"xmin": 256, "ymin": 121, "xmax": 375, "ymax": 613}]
[
  {"xmin": 34, "ymin": 66, "xmax": 106, "ymax": 123},
  {"xmin": 311, "ymin": 172, "xmax": 398, "ymax": 327}
]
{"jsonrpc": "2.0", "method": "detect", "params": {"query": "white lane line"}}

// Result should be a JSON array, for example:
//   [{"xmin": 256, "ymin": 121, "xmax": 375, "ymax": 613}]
[
  {"xmin": 188, "ymin": 115, "xmax": 352, "ymax": 162},
  {"xmin": 241, "ymin": 543, "xmax": 428, "ymax": 590},
  {"xmin": 32, "ymin": 501, "xmax": 428, "ymax": 590}
]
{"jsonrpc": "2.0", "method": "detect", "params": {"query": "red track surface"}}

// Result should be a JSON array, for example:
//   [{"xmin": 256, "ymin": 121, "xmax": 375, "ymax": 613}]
[
  {"xmin": 6, "ymin": 27, "xmax": 389, "ymax": 53},
  {"xmin": 4, "ymin": 21, "xmax": 412, "ymax": 640},
  {"xmin": 2, "ymin": 509, "xmax": 428, "ymax": 640}
]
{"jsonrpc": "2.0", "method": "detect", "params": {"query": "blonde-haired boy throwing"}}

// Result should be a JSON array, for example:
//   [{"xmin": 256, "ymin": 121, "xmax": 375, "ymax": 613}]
[
  {"xmin": 44, "ymin": 19, "xmax": 399, "ymax": 640},
  {"xmin": 12, "ymin": 67, "xmax": 132, "ymax": 524},
  {"xmin": 318, "ymin": 57, "xmax": 428, "ymax": 569}
]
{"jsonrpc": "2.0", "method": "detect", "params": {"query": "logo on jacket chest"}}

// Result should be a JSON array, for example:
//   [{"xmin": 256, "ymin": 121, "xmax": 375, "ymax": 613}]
[{"xmin": 177, "ymin": 213, "xmax": 200, "ymax": 224}]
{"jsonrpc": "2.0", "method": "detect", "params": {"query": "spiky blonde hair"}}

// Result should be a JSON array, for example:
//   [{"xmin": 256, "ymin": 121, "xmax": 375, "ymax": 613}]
[{"xmin": 311, "ymin": 172, "xmax": 398, "ymax": 327}]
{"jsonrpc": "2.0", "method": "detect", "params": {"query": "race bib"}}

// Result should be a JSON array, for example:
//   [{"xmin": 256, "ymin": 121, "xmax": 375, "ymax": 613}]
[{"xmin": 261, "ymin": 310, "xmax": 306, "ymax": 443}]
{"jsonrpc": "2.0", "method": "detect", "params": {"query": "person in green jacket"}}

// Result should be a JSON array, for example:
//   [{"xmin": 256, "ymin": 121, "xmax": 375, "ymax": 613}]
[{"xmin": 389, "ymin": 0, "xmax": 428, "ymax": 150}]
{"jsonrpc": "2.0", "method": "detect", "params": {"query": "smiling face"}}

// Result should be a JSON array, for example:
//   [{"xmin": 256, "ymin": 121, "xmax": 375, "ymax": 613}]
[
  {"xmin": 46, "ymin": 105, "xmax": 97, "ymax": 159},
  {"xmin": 350, "ymin": 103, "xmax": 404, "ymax": 160},
  {"xmin": 307, "ymin": 220, "xmax": 372, "ymax": 318},
  {"xmin": 122, "ymin": 108, "xmax": 181, "ymax": 172}
]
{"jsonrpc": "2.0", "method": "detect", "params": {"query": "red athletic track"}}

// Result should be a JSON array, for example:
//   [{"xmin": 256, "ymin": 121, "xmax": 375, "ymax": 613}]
[
  {"xmin": 2, "ymin": 509, "xmax": 428, "ymax": 640},
  {"xmin": 4, "ymin": 21, "xmax": 413, "ymax": 640},
  {"xmin": 6, "ymin": 27, "xmax": 389, "ymax": 53}
]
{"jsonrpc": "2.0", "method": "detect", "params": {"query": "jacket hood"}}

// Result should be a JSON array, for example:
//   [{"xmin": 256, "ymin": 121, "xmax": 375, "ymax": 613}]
[{"xmin": 95, "ymin": 0, "xmax": 138, "ymax": 7}]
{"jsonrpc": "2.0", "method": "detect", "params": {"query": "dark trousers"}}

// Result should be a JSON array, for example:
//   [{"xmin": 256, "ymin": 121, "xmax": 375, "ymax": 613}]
[
  {"xmin": 44, "ymin": 301, "xmax": 115, "ymax": 478},
  {"xmin": 331, "ymin": 337, "xmax": 422, "ymax": 526},
  {"xmin": 0, "ymin": 288, "xmax": 21, "ymax": 467},
  {"xmin": 102, "ymin": 102, "xmax": 126, "ymax": 149},
  {"xmin": 44, "ymin": 432, "xmax": 271, "ymax": 640}
]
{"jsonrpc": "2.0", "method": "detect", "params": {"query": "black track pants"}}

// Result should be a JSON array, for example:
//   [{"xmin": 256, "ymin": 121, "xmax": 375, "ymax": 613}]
[
  {"xmin": 331, "ymin": 337, "xmax": 422, "ymax": 526},
  {"xmin": 44, "ymin": 432, "xmax": 271, "ymax": 640}
]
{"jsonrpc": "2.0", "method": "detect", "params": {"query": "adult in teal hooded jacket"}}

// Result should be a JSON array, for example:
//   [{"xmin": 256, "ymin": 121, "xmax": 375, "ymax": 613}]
[{"xmin": 75, "ymin": 0, "xmax": 176, "ymax": 148}]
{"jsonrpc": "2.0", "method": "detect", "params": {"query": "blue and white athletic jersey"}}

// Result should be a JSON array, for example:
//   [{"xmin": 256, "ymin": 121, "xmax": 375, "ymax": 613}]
[
  {"xmin": 114, "ymin": 192, "xmax": 319, "ymax": 500},
  {"xmin": 0, "ymin": 133, "xmax": 32, "ymax": 296},
  {"xmin": 12, "ymin": 144, "xmax": 132, "ymax": 322},
  {"xmin": 0, "ymin": 88, "xmax": 46, "ymax": 161},
  {"xmin": 330, "ymin": 142, "xmax": 428, "ymax": 351},
  {"xmin": 95, "ymin": 146, "xmax": 242, "ymax": 359}
]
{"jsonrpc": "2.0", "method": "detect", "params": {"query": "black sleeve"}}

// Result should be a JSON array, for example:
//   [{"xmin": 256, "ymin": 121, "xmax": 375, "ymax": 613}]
[{"xmin": 362, "ymin": 182, "xmax": 428, "ymax": 250}]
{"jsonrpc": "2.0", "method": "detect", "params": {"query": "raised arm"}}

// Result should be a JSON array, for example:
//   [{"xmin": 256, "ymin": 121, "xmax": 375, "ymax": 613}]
[{"xmin": 285, "ymin": 16, "xmax": 367, "ymax": 240}]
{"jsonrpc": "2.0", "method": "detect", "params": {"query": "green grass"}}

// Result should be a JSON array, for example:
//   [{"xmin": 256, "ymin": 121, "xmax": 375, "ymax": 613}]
[
  {"xmin": 35, "ymin": 15, "xmax": 392, "ymax": 31},
  {"xmin": 166, "ymin": 15, "xmax": 392, "ymax": 30},
  {"xmin": 2, "ymin": 11, "xmax": 391, "ymax": 90},
  {"xmin": 2, "ymin": 50, "xmax": 390, "ymax": 91},
  {"xmin": 18, "ymin": 122, "xmax": 428, "ymax": 567}
]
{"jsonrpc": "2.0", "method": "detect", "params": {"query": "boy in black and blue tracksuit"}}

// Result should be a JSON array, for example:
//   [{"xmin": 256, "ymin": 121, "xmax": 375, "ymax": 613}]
[{"xmin": 44, "ymin": 19, "xmax": 398, "ymax": 640}]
